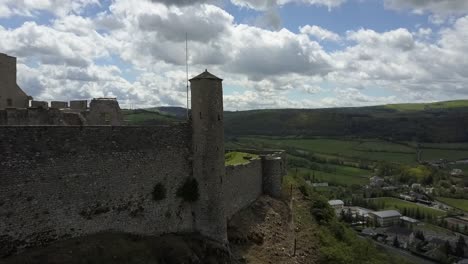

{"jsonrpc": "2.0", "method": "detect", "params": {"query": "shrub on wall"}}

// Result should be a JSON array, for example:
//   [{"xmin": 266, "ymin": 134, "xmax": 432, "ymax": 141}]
[
  {"xmin": 177, "ymin": 178, "xmax": 199, "ymax": 202},
  {"xmin": 152, "ymin": 183, "xmax": 166, "ymax": 201}
]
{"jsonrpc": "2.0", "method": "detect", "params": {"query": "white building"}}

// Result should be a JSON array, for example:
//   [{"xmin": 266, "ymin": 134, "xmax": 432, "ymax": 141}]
[
  {"xmin": 328, "ymin": 200, "xmax": 344, "ymax": 210},
  {"xmin": 369, "ymin": 210, "xmax": 402, "ymax": 227}
]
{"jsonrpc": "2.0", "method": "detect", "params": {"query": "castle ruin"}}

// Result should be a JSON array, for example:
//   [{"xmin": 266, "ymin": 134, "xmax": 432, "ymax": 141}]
[
  {"xmin": 0, "ymin": 55, "xmax": 286, "ymax": 257},
  {"xmin": 0, "ymin": 53, "xmax": 31, "ymax": 109},
  {"xmin": 0, "ymin": 53, "xmax": 124, "ymax": 126}
]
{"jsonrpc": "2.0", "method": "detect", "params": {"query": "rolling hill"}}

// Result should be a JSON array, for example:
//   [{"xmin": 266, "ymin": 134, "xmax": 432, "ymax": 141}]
[{"xmin": 124, "ymin": 100, "xmax": 468, "ymax": 142}]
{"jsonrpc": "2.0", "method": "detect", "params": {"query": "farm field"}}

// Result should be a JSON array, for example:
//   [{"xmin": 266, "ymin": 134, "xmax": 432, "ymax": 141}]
[
  {"xmin": 420, "ymin": 148, "xmax": 468, "ymax": 162},
  {"xmin": 237, "ymin": 137, "xmax": 417, "ymax": 164},
  {"xmin": 293, "ymin": 166, "xmax": 370, "ymax": 186},
  {"xmin": 419, "ymin": 142, "xmax": 468, "ymax": 150},
  {"xmin": 436, "ymin": 197, "xmax": 468, "ymax": 212},
  {"xmin": 370, "ymin": 197, "xmax": 446, "ymax": 218}
]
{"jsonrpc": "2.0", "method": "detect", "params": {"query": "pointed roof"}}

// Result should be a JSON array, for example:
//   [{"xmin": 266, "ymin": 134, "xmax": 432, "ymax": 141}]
[{"xmin": 189, "ymin": 69, "xmax": 222, "ymax": 81}]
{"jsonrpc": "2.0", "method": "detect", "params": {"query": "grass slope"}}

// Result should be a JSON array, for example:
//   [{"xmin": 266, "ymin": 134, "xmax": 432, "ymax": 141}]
[
  {"xmin": 122, "ymin": 109, "xmax": 181, "ymax": 126},
  {"xmin": 436, "ymin": 197, "xmax": 468, "ymax": 212},
  {"xmin": 283, "ymin": 172, "xmax": 413, "ymax": 264}
]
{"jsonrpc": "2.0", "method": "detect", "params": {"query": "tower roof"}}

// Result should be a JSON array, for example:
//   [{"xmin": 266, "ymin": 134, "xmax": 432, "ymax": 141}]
[{"xmin": 189, "ymin": 69, "xmax": 222, "ymax": 81}]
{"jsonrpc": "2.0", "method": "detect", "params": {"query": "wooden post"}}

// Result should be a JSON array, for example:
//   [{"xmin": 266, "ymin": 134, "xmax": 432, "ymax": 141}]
[{"xmin": 293, "ymin": 238, "xmax": 297, "ymax": 256}]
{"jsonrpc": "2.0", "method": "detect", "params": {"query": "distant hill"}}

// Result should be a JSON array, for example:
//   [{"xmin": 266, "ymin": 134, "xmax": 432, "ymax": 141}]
[
  {"xmin": 153, "ymin": 106, "xmax": 188, "ymax": 118},
  {"xmin": 124, "ymin": 100, "xmax": 468, "ymax": 142}
]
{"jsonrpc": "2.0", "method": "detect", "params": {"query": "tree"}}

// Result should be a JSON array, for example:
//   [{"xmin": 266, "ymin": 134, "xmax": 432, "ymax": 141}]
[
  {"xmin": 393, "ymin": 236, "xmax": 400, "ymax": 248},
  {"xmin": 346, "ymin": 208, "xmax": 353, "ymax": 223},
  {"xmin": 455, "ymin": 236, "xmax": 466, "ymax": 257},
  {"xmin": 416, "ymin": 208, "xmax": 421, "ymax": 219},
  {"xmin": 443, "ymin": 240, "xmax": 452, "ymax": 257},
  {"xmin": 402, "ymin": 207, "xmax": 408, "ymax": 216}
]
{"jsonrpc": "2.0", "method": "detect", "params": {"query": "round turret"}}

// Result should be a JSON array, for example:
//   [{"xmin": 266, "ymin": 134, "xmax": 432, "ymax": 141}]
[
  {"xmin": 262, "ymin": 156, "xmax": 283, "ymax": 198},
  {"xmin": 190, "ymin": 70, "xmax": 226, "ymax": 243}
]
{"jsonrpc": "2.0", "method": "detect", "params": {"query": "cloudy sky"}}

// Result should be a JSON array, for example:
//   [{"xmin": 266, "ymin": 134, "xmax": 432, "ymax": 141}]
[{"xmin": 0, "ymin": 0, "xmax": 467, "ymax": 110}]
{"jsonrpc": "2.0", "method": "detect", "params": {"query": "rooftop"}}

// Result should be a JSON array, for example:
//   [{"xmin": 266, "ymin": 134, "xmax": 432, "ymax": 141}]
[
  {"xmin": 328, "ymin": 200, "xmax": 344, "ymax": 206},
  {"xmin": 371, "ymin": 210, "xmax": 401, "ymax": 218},
  {"xmin": 400, "ymin": 216, "xmax": 419, "ymax": 223},
  {"xmin": 189, "ymin": 70, "xmax": 222, "ymax": 81}
]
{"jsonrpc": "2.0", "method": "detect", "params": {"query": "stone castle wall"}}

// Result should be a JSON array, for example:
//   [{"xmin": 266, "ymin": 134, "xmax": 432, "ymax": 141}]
[
  {"xmin": 0, "ymin": 67, "xmax": 286, "ymax": 258},
  {"xmin": 224, "ymin": 151, "xmax": 286, "ymax": 219},
  {"xmin": 0, "ymin": 124, "xmax": 195, "ymax": 257},
  {"xmin": 224, "ymin": 159, "xmax": 263, "ymax": 219},
  {"xmin": 0, "ymin": 108, "xmax": 65, "ymax": 125}
]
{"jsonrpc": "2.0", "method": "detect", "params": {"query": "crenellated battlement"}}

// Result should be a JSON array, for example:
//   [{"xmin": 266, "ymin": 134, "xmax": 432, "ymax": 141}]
[{"xmin": 0, "ymin": 98, "xmax": 124, "ymax": 126}]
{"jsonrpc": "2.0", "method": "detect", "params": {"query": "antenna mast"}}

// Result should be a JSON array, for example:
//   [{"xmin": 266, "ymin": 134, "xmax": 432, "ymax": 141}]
[{"xmin": 186, "ymin": 33, "xmax": 189, "ymax": 120}]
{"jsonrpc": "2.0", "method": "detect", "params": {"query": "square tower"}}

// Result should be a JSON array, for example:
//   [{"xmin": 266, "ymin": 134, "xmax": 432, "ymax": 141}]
[{"xmin": 0, "ymin": 53, "xmax": 30, "ymax": 109}]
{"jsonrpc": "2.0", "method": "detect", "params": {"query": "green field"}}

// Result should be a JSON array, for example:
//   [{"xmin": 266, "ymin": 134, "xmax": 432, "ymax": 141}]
[
  {"xmin": 238, "ymin": 137, "xmax": 417, "ymax": 164},
  {"xmin": 225, "ymin": 152, "xmax": 259, "ymax": 166},
  {"xmin": 354, "ymin": 141, "xmax": 414, "ymax": 153},
  {"xmin": 420, "ymin": 142, "xmax": 468, "ymax": 150},
  {"xmin": 370, "ymin": 197, "xmax": 446, "ymax": 218},
  {"xmin": 420, "ymin": 148, "xmax": 468, "ymax": 161},
  {"xmin": 293, "ymin": 166, "xmax": 370, "ymax": 186},
  {"xmin": 436, "ymin": 197, "xmax": 468, "ymax": 212},
  {"xmin": 385, "ymin": 100, "xmax": 468, "ymax": 111}
]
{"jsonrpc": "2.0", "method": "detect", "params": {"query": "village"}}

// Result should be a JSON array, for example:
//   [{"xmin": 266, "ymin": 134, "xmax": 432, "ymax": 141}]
[{"xmin": 327, "ymin": 166, "xmax": 468, "ymax": 263}]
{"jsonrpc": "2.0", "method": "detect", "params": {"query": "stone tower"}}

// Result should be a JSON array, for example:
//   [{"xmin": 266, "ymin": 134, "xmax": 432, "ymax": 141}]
[
  {"xmin": 190, "ymin": 70, "xmax": 226, "ymax": 243},
  {"xmin": 0, "ymin": 53, "xmax": 30, "ymax": 109}
]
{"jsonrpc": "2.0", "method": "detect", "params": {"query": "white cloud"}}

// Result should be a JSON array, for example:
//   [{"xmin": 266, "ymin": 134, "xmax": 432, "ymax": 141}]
[
  {"xmin": 231, "ymin": 0, "xmax": 346, "ymax": 10},
  {"xmin": 225, "ymin": 26, "xmax": 333, "ymax": 80},
  {"xmin": 0, "ymin": 0, "xmax": 99, "ymax": 18},
  {"xmin": 300, "ymin": 25, "xmax": 341, "ymax": 42},
  {"xmin": 2, "ymin": 0, "xmax": 468, "ymax": 111},
  {"xmin": 384, "ymin": 0, "xmax": 468, "ymax": 15}
]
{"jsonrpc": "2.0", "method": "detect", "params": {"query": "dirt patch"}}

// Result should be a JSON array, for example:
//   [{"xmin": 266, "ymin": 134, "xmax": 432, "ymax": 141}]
[{"xmin": 228, "ymin": 195, "xmax": 318, "ymax": 264}]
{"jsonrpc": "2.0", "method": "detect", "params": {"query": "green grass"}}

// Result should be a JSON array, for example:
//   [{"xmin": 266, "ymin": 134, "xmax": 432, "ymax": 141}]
[
  {"xmin": 354, "ymin": 141, "xmax": 414, "ymax": 153},
  {"xmin": 294, "ymin": 166, "xmax": 370, "ymax": 186},
  {"xmin": 239, "ymin": 137, "xmax": 417, "ymax": 164},
  {"xmin": 385, "ymin": 100, "xmax": 468, "ymax": 111},
  {"xmin": 370, "ymin": 197, "xmax": 446, "ymax": 218},
  {"xmin": 225, "ymin": 152, "xmax": 259, "ymax": 166},
  {"xmin": 436, "ymin": 197, "xmax": 468, "ymax": 212},
  {"xmin": 420, "ymin": 148, "xmax": 468, "ymax": 161},
  {"xmin": 420, "ymin": 142, "xmax": 468, "ymax": 150}
]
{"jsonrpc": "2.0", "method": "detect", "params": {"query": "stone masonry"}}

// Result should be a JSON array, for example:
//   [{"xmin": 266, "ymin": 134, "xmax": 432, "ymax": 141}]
[{"xmin": 0, "ymin": 70, "xmax": 286, "ymax": 257}]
